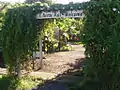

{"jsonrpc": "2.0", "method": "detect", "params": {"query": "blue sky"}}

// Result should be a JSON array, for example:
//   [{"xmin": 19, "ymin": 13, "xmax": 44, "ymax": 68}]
[{"xmin": 0, "ymin": 0, "xmax": 90, "ymax": 4}]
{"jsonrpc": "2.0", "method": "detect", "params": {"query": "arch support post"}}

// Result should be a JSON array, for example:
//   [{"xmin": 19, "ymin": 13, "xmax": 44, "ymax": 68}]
[{"xmin": 39, "ymin": 34, "xmax": 43, "ymax": 68}]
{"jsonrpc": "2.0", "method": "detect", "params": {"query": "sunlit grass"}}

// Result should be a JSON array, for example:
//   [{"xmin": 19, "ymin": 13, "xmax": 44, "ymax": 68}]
[
  {"xmin": 0, "ymin": 75, "xmax": 42, "ymax": 90},
  {"xmin": 71, "ymin": 41, "xmax": 83, "ymax": 45},
  {"xmin": 17, "ymin": 76, "xmax": 42, "ymax": 90},
  {"xmin": 0, "ymin": 75, "xmax": 2, "ymax": 78}
]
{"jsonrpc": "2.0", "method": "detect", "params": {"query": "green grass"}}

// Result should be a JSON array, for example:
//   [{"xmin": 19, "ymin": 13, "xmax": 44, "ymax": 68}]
[
  {"xmin": 60, "ymin": 45, "xmax": 72, "ymax": 51},
  {"xmin": 0, "ymin": 75, "xmax": 42, "ymax": 90},
  {"xmin": 17, "ymin": 76, "xmax": 42, "ymax": 90},
  {"xmin": 71, "ymin": 41, "xmax": 83, "ymax": 45},
  {"xmin": 0, "ymin": 75, "xmax": 2, "ymax": 78}
]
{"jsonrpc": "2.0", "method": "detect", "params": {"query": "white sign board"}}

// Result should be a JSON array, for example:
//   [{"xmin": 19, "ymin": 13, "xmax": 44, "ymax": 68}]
[{"xmin": 36, "ymin": 10, "xmax": 84, "ymax": 19}]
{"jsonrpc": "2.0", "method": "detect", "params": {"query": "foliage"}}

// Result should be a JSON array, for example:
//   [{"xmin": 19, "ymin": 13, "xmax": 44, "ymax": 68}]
[
  {"xmin": 68, "ymin": 19, "xmax": 83, "ymax": 41},
  {"xmin": 41, "ymin": 19, "xmax": 57, "ymax": 53},
  {"xmin": 0, "ymin": 2, "xmax": 8, "ymax": 48},
  {"xmin": 17, "ymin": 76, "xmax": 42, "ymax": 90},
  {"xmin": 1, "ymin": 3, "xmax": 42, "ymax": 77},
  {"xmin": 0, "ymin": 75, "xmax": 41, "ymax": 90},
  {"xmin": 41, "ymin": 18, "xmax": 83, "ymax": 53},
  {"xmin": 1, "ymin": 0, "xmax": 85, "ymax": 82},
  {"xmin": 71, "ymin": 41, "xmax": 83, "ymax": 45},
  {"xmin": 60, "ymin": 45, "xmax": 72, "ymax": 51},
  {"xmin": 81, "ymin": 0, "xmax": 120, "ymax": 89}
]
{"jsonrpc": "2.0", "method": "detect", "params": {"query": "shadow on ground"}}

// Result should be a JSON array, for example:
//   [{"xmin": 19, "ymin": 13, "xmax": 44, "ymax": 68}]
[
  {"xmin": 32, "ymin": 58, "xmax": 85, "ymax": 90},
  {"xmin": 0, "ymin": 54, "xmax": 6, "ymax": 68},
  {"xmin": 0, "ymin": 75, "xmax": 11, "ymax": 90}
]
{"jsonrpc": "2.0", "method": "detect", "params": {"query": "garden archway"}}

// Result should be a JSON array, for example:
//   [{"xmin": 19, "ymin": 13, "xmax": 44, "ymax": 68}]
[
  {"xmin": 1, "ymin": 2, "xmax": 86, "ymax": 77},
  {"xmin": 2, "ymin": 1, "xmax": 120, "ymax": 90},
  {"xmin": 35, "ymin": 3, "xmax": 85, "ymax": 68}
]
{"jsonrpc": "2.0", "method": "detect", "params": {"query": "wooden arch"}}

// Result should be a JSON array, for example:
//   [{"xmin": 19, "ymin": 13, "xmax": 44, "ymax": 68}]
[{"xmin": 35, "ymin": 2, "xmax": 86, "ymax": 67}]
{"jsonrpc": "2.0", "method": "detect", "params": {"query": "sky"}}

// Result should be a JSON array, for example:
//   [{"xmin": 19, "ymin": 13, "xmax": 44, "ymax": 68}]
[{"xmin": 0, "ymin": 0, "xmax": 90, "ymax": 4}]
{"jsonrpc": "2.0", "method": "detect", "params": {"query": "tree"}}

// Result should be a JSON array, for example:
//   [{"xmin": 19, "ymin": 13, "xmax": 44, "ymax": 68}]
[{"xmin": 81, "ymin": 0, "xmax": 120, "ymax": 89}]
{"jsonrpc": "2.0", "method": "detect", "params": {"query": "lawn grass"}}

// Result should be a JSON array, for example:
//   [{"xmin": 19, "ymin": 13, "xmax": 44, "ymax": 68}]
[
  {"xmin": 70, "ymin": 41, "xmax": 83, "ymax": 45},
  {"xmin": 17, "ymin": 76, "xmax": 42, "ymax": 90}
]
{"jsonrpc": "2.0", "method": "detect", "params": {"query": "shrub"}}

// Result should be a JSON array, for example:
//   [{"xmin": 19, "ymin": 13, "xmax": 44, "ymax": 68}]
[{"xmin": 81, "ymin": 0, "xmax": 120, "ymax": 89}]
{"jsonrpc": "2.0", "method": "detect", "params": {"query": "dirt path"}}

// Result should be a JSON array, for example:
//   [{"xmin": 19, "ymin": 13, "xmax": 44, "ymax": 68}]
[
  {"xmin": 0, "ymin": 45, "xmax": 85, "ymax": 78},
  {"xmin": 0, "ymin": 44, "xmax": 85, "ymax": 90},
  {"xmin": 39, "ymin": 45, "xmax": 85, "ymax": 74},
  {"xmin": 32, "ymin": 45, "xmax": 85, "ymax": 90}
]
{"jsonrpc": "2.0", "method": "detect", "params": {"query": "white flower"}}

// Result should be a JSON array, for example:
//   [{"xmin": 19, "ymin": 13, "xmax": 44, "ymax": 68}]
[
  {"xmin": 78, "ymin": 6, "xmax": 81, "ymax": 9},
  {"xmin": 70, "ymin": 7, "xmax": 73, "ymax": 9},
  {"xmin": 33, "ymin": 8, "xmax": 35, "ymax": 11},
  {"xmin": 62, "ymin": 7, "xmax": 65, "ymax": 10},
  {"xmin": 113, "ymin": 8, "xmax": 117, "ymax": 11}
]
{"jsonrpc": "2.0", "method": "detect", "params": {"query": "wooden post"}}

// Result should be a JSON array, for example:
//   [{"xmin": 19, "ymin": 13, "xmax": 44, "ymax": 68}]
[
  {"xmin": 16, "ymin": 58, "xmax": 21, "ymax": 78},
  {"xmin": 39, "ymin": 34, "xmax": 43, "ymax": 68},
  {"xmin": 58, "ymin": 28, "xmax": 61, "ymax": 51}
]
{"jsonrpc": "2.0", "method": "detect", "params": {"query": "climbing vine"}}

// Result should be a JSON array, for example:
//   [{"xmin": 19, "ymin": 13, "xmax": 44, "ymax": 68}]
[
  {"xmin": 1, "ymin": 1, "xmax": 120, "ymax": 89},
  {"xmin": 1, "ymin": 2, "xmax": 86, "ymax": 78},
  {"xmin": 1, "ymin": 3, "xmax": 40, "ymax": 77}
]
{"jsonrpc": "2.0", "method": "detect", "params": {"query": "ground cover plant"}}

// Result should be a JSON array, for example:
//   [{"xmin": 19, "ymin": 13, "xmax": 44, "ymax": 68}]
[{"xmin": 0, "ymin": 75, "xmax": 42, "ymax": 90}]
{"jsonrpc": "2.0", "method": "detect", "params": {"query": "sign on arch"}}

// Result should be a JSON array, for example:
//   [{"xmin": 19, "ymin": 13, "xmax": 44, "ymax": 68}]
[{"xmin": 36, "ymin": 10, "xmax": 84, "ymax": 19}]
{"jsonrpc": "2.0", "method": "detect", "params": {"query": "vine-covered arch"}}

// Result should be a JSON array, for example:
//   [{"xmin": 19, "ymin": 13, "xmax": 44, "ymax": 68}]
[
  {"xmin": 1, "ymin": 2, "xmax": 87, "ymax": 77},
  {"xmin": 1, "ymin": 1, "xmax": 120, "ymax": 89}
]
